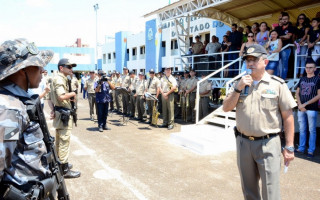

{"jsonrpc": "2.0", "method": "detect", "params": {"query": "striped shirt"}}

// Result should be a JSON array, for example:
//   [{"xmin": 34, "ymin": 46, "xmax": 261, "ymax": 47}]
[{"xmin": 298, "ymin": 76, "xmax": 320, "ymax": 111}]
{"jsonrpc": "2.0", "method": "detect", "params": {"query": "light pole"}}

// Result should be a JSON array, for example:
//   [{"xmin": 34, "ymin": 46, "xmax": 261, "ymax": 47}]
[{"xmin": 93, "ymin": 3, "xmax": 99, "ymax": 70}]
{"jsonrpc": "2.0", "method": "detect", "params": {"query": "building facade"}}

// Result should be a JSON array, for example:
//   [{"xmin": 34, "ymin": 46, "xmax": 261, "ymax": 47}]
[{"xmin": 101, "ymin": 17, "xmax": 231, "ymax": 75}]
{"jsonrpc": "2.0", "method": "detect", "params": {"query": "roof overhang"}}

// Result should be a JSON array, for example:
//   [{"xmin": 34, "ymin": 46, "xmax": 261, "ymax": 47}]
[{"xmin": 144, "ymin": 0, "xmax": 320, "ymax": 27}]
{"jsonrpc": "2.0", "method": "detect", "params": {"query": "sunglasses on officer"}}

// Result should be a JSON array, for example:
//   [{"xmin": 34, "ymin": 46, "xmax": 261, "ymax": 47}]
[{"xmin": 62, "ymin": 65, "xmax": 73, "ymax": 69}]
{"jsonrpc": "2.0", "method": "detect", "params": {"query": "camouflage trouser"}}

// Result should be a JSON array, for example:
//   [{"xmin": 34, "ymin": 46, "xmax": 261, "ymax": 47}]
[{"xmin": 55, "ymin": 128, "xmax": 71, "ymax": 164}]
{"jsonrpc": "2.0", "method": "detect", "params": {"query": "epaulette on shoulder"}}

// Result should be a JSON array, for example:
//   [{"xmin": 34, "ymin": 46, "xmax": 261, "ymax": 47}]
[{"xmin": 271, "ymin": 75, "xmax": 285, "ymax": 84}]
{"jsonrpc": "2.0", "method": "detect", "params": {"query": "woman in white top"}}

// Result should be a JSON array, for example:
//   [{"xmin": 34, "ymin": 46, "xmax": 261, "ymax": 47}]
[
  {"xmin": 239, "ymin": 32, "xmax": 257, "ymax": 73},
  {"xmin": 265, "ymin": 30, "xmax": 283, "ymax": 76}
]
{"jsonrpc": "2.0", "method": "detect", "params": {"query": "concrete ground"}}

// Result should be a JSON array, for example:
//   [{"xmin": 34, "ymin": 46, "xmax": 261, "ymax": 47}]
[{"xmin": 44, "ymin": 98, "xmax": 320, "ymax": 200}]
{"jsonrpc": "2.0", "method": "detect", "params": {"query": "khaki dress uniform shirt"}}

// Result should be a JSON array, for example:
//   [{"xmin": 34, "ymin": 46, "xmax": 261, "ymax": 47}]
[
  {"xmin": 129, "ymin": 77, "xmax": 138, "ymax": 91},
  {"xmin": 146, "ymin": 77, "xmax": 160, "ymax": 95},
  {"xmin": 160, "ymin": 75, "xmax": 178, "ymax": 93},
  {"xmin": 192, "ymin": 42, "xmax": 204, "ymax": 55},
  {"xmin": 121, "ymin": 74, "xmax": 130, "ymax": 88},
  {"xmin": 179, "ymin": 78, "xmax": 189, "ymax": 92},
  {"xmin": 186, "ymin": 77, "xmax": 198, "ymax": 93},
  {"xmin": 199, "ymin": 80, "xmax": 212, "ymax": 97},
  {"xmin": 51, "ymin": 73, "xmax": 71, "ymax": 109},
  {"xmin": 234, "ymin": 72, "xmax": 296, "ymax": 137},
  {"xmin": 50, "ymin": 72, "xmax": 73, "ymax": 129},
  {"xmin": 85, "ymin": 78, "xmax": 96, "ymax": 94},
  {"xmin": 135, "ymin": 80, "xmax": 146, "ymax": 95},
  {"xmin": 114, "ymin": 77, "xmax": 122, "ymax": 87}
]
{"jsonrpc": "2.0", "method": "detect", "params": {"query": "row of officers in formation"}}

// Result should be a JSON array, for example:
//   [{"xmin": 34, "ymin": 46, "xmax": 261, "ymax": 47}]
[{"xmin": 83, "ymin": 66, "xmax": 213, "ymax": 131}]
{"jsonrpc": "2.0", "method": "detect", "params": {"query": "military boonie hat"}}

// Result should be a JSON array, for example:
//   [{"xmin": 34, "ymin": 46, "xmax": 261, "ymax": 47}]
[
  {"xmin": 164, "ymin": 66, "xmax": 172, "ymax": 70},
  {"xmin": 123, "ymin": 66, "xmax": 128, "ymax": 70},
  {"xmin": 58, "ymin": 58, "xmax": 76, "ymax": 67},
  {"xmin": 116, "ymin": 71, "xmax": 120, "ymax": 74},
  {"xmin": 149, "ymin": 69, "xmax": 155, "ymax": 73},
  {"xmin": 243, "ymin": 44, "xmax": 267, "ymax": 59},
  {"xmin": 0, "ymin": 38, "xmax": 53, "ymax": 81},
  {"xmin": 138, "ymin": 72, "xmax": 144, "ymax": 76},
  {"xmin": 129, "ymin": 71, "xmax": 135, "ymax": 75}
]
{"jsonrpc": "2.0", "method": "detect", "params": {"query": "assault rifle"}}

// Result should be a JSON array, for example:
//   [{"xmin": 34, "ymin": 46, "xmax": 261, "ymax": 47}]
[{"xmin": 67, "ymin": 77, "xmax": 78, "ymax": 126}]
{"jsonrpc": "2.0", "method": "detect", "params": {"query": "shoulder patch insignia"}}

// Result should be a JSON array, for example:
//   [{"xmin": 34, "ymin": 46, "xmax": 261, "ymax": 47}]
[{"xmin": 271, "ymin": 75, "xmax": 285, "ymax": 84}]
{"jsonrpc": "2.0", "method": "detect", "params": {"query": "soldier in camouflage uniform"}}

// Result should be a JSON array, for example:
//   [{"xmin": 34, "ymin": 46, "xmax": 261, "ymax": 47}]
[
  {"xmin": 49, "ymin": 58, "xmax": 81, "ymax": 178},
  {"xmin": 0, "ymin": 39, "xmax": 59, "ymax": 198}
]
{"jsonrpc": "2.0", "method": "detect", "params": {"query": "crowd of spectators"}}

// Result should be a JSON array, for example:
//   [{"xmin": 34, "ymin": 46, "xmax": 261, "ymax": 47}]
[{"xmin": 187, "ymin": 11, "xmax": 320, "ymax": 79}]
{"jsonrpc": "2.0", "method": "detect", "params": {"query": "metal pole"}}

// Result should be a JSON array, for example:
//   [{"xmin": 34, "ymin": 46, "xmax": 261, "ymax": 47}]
[{"xmin": 94, "ymin": 4, "xmax": 99, "ymax": 70}]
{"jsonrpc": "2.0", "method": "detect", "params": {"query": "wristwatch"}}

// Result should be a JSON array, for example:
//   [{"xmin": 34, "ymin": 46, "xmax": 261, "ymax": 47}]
[
  {"xmin": 284, "ymin": 146, "xmax": 295, "ymax": 153},
  {"xmin": 234, "ymin": 88, "xmax": 242, "ymax": 93}
]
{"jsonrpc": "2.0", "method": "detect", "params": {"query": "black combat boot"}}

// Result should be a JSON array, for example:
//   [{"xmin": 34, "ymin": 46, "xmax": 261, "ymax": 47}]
[{"xmin": 63, "ymin": 163, "xmax": 81, "ymax": 179}]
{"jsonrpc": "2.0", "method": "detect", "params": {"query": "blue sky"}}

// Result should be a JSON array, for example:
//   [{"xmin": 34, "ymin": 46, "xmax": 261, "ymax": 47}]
[{"xmin": 0, "ymin": 0, "xmax": 177, "ymax": 47}]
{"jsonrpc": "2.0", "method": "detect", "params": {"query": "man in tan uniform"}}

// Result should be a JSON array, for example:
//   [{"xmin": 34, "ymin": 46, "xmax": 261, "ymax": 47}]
[
  {"xmin": 145, "ymin": 69, "xmax": 160, "ymax": 124},
  {"xmin": 185, "ymin": 69, "xmax": 198, "ymax": 122},
  {"xmin": 160, "ymin": 67, "xmax": 178, "ymax": 130},
  {"xmin": 85, "ymin": 70, "xmax": 97, "ymax": 121},
  {"xmin": 121, "ymin": 67, "xmax": 131, "ymax": 116},
  {"xmin": 135, "ymin": 72, "xmax": 146, "ymax": 121},
  {"xmin": 179, "ymin": 71, "xmax": 189, "ymax": 121},
  {"xmin": 192, "ymin": 35, "xmax": 203, "ymax": 71},
  {"xmin": 199, "ymin": 73, "xmax": 212, "ymax": 120},
  {"xmin": 114, "ymin": 71, "xmax": 122, "ymax": 113},
  {"xmin": 50, "ymin": 58, "xmax": 81, "ymax": 178},
  {"xmin": 223, "ymin": 44, "xmax": 296, "ymax": 200},
  {"xmin": 128, "ymin": 71, "xmax": 138, "ymax": 118}
]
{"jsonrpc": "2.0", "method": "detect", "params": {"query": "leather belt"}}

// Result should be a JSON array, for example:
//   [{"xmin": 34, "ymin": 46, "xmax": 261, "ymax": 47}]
[{"xmin": 235, "ymin": 128, "xmax": 279, "ymax": 141}]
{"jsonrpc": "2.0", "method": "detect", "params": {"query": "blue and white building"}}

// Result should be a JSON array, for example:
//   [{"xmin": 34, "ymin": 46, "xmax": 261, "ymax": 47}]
[{"xmin": 101, "ymin": 17, "xmax": 231, "ymax": 74}]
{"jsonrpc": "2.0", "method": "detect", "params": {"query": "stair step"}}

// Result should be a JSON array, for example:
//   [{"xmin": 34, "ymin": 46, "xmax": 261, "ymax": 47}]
[
  {"xmin": 205, "ymin": 117, "xmax": 236, "ymax": 127},
  {"xmin": 213, "ymin": 111, "xmax": 236, "ymax": 118}
]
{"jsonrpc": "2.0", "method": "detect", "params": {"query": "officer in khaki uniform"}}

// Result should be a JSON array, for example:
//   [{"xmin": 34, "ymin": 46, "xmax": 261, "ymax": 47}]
[
  {"xmin": 50, "ymin": 58, "xmax": 81, "ymax": 178},
  {"xmin": 135, "ymin": 72, "xmax": 146, "ymax": 121},
  {"xmin": 114, "ymin": 71, "xmax": 123, "ymax": 113},
  {"xmin": 160, "ymin": 67, "xmax": 178, "ymax": 130},
  {"xmin": 121, "ymin": 67, "xmax": 131, "ymax": 116},
  {"xmin": 179, "ymin": 71, "xmax": 189, "ymax": 121},
  {"xmin": 199, "ymin": 73, "xmax": 212, "ymax": 120},
  {"xmin": 185, "ymin": 69, "xmax": 198, "ymax": 122},
  {"xmin": 145, "ymin": 69, "xmax": 160, "ymax": 124},
  {"xmin": 223, "ymin": 45, "xmax": 296, "ymax": 200},
  {"xmin": 128, "ymin": 71, "xmax": 138, "ymax": 118},
  {"xmin": 85, "ymin": 70, "xmax": 97, "ymax": 121}
]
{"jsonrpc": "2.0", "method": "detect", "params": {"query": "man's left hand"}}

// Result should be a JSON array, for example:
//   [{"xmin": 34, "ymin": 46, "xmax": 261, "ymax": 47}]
[{"xmin": 282, "ymin": 149, "xmax": 294, "ymax": 166}]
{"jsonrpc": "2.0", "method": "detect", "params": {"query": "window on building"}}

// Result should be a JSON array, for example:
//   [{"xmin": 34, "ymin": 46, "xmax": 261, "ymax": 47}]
[
  {"xmin": 205, "ymin": 33, "xmax": 210, "ymax": 43},
  {"xmin": 132, "ymin": 48, "xmax": 136, "ymax": 56},
  {"xmin": 103, "ymin": 54, "xmax": 106, "ymax": 64},
  {"xmin": 108, "ymin": 53, "xmax": 111, "ymax": 59},
  {"xmin": 113, "ymin": 52, "xmax": 116, "ymax": 59},
  {"xmin": 140, "ymin": 46, "xmax": 145, "ymax": 55},
  {"xmin": 189, "ymin": 37, "xmax": 193, "ymax": 46},
  {"xmin": 132, "ymin": 47, "xmax": 137, "ymax": 60},
  {"xmin": 127, "ymin": 49, "xmax": 129, "ymax": 54},
  {"xmin": 161, "ymin": 41, "xmax": 166, "ymax": 57},
  {"xmin": 171, "ymin": 39, "xmax": 178, "ymax": 50}
]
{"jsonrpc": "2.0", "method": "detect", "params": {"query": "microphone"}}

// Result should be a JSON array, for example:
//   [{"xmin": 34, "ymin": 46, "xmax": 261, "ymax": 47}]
[{"xmin": 243, "ymin": 70, "xmax": 251, "ymax": 95}]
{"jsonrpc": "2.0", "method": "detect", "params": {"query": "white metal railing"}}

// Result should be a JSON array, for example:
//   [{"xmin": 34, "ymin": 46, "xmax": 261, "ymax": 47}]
[{"xmin": 195, "ymin": 57, "xmax": 242, "ymax": 123}]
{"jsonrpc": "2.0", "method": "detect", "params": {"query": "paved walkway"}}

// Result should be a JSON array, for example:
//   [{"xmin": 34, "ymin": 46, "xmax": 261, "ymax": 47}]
[{"xmin": 44, "ymin": 99, "xmax": 320, "ymax": 200}]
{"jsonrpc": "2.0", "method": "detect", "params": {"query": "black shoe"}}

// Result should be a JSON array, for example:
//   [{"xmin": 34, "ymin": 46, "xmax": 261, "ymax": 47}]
[
  {"xmin": 90, "ymin": 115, "xmax": 94, "ymax": 121},
  {"xmin": 168, "ymin": 125, "xmax": 174, "ymax": 130},
  {"xmin": 63, "ymin": 163, "xmax": 81, "ymax": 179},
  {"xmin": 68, "ymin": 163, "xmax": 73, "ymax": 169},
  {"xmin": 160, "ymin": 124, "xmax": 168, "ymax": 128},
  {"xmin": 99, "ymin": 127, "xmax": 103, "ymax": 132},
  {"xmin": 103, "ymin": 126, "xmax": 111, "ymax": 130}
]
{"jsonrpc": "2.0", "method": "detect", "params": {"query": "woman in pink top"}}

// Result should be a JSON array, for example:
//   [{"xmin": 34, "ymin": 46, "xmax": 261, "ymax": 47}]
[{"xmin": 256, "ymin": 22, "xmax": 269, "ymax": 48}]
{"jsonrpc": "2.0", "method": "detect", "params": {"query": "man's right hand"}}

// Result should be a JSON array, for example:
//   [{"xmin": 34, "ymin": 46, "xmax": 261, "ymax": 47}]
[{"xmin": 237, "ymin": 75, "xmax": 253, "ymax": 90}]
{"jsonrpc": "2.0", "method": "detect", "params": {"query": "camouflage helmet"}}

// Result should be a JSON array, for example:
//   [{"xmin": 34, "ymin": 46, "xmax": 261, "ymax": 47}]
[{"xmin": 0, "ymin": 38, "xmax": 53, "ymax": 81}]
